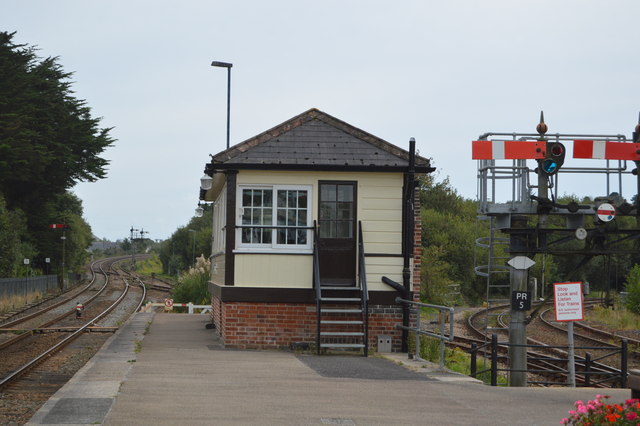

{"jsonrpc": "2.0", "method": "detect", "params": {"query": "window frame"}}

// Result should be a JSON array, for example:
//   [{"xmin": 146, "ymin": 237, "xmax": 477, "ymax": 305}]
[{"xmin": 235, "ymin": 184, "xmax": 313, "ymax": 253}]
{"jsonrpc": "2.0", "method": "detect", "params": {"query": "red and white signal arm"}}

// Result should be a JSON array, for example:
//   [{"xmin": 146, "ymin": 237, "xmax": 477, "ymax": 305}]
[
  {"xmin": 573, "ymin": 140, "xmax": 640, "ymax": 161},
  {"xmin": 49, "ymin": 224, "xmax": 67, "ymax": 229},
  {"xmin": 164, "ymin": 298, "xmax": 174, "ymax": 308},
  {"xmin": 472, "ymin": 140, "xmax": 546, "ymax": 160},
  {"xmin": 596, "ymin": 203, "xmax": 616, "ymax": 222}
]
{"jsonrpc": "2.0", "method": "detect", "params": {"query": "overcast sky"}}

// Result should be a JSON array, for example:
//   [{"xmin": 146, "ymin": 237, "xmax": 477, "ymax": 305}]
[{"xmin": 3, "ymin": 1, "xmax": 640, "ymax": 241}]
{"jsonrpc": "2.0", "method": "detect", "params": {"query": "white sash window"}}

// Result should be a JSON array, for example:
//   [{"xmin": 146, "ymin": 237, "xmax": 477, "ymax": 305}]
[{"xmin": 237, "ymin": 185, "xmax": 312, "ymax": 252}]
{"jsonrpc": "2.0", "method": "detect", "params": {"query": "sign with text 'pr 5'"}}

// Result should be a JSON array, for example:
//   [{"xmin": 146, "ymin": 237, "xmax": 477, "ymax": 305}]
[
  {"xmin": 511, "ymin": 291, "xmax": 531, "ymax": 311},
  {"xmin": 554, "ymin": 282, "xmax": 583, "ymax": 322}
]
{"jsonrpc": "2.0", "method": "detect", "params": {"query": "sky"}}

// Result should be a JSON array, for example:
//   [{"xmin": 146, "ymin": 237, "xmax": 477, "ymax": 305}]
[{"xmin": 3, "ymin": 1, "xmax": 640, "ymax": 241}]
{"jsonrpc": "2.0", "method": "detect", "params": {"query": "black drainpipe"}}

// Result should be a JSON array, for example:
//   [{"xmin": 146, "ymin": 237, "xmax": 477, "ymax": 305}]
[{"xmin": 400, "ymin": 137, "xmax": 416, "ymax": 352}]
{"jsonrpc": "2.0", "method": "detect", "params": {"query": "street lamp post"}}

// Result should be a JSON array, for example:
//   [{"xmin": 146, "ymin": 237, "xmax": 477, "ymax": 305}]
[
  {"xmin": 188, "ymin": 229, "xmax": 196, "ymax": 268},
  {"xmin": 211, "ymin": 61, "xmax": 233, "ymax": 149}
]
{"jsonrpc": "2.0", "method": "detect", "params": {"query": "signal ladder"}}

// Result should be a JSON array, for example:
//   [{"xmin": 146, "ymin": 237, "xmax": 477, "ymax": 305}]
[{"xmin": 475, "ymin": 215, "xmax": 511, "ymax": 338}]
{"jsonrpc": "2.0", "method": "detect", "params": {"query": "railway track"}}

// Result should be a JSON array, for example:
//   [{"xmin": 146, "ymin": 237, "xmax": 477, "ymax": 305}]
[
  {"xmin": 0, "ymin": 255, "xmax": 153, "ymax": 425},
  {"xmin": 456, "ymin": 301, "xmax": 630, "ymax": 387}
]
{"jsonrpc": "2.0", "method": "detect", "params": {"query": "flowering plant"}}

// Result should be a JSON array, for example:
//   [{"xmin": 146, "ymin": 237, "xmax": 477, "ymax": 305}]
[{"xmin": 561, "ymin": 395, "xmax": 640, "ymax": 425}]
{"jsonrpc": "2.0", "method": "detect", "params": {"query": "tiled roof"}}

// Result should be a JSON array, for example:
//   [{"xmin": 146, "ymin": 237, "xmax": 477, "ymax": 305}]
[{"xmin": 210, "ymin": 108, "xmax": 431, "ymax": 169}]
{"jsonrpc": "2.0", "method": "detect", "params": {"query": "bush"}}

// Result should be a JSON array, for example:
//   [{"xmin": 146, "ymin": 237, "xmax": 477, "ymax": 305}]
[
  {"xmin": 624, "ymin": 264, "xmax": 640, "ymax": 314},
  {"xmin": 171, "ymin": 256, "xmax": 210, "ymax": 305}
]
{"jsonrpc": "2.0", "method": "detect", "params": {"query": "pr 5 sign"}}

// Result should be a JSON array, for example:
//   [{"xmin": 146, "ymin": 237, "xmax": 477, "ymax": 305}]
[{"xmin": 511, "ymin": 291, "xmax": 531, "ymax": 311}]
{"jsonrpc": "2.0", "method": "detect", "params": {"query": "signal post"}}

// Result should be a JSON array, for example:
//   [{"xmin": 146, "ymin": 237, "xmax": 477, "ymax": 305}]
[{"xmin": 472, "ymin": 112, "xmax": 639, "ymax": 387}]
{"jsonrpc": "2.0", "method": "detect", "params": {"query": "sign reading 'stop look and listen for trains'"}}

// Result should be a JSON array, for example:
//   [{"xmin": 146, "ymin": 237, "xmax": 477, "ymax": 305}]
[{"xmin": 554, "ymin": 282, "xmax": 583, "ymax": 322}]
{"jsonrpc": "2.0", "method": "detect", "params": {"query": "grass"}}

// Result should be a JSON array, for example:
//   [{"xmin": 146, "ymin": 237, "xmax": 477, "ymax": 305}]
[
  {"xmin": 411, "ymin": 334, "xmax": 508, "ymax": 385},
  {"xmin": 586, "ymin": 304, "xmax": 640, "ymax": 330},
  {"xmin": 0, "ymin": 290, "xmax": 45, "ymax": 314},
  {"xmin": 134, "ymin": 254, "xmax": 163, "ymax": 277}
]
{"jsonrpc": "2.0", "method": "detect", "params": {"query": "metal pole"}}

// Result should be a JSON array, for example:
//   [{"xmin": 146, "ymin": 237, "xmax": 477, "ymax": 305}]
[
  {"xmin": 439, "ymin": 313, "xmax": 445, "ymax": 370},
  {"xmin": 189, "ymin": 229, "xmax": 196, "ymax": 268},
  {"xmin": 491, "ymin": 333, "xmax": 498, "ymax": 386},
  {"xmin": 621, "ymin": 339, "xmax": 628, "ymax": 388},
  {"xmin": 567, "ymin": 321, "xmax": 576, "ymax": 387},
  {"xmin": 226, "ymin": 66, "xmax": 231, "ymax": 149},
  {"xmin": 470, "ymin": 343, "xmax": 477, "ymax": 378},
  {"xmin": 584, "ymin": 352, "xmax": 591, "ymax": 387},
  {"xmin": 211, "ymin": 61, "xmax": 233, "ymax": 150},
  {"xmin": 415, "ymin": 307, "xmax": 420, "ymax": 360},
  {"xmin": 508, "ymin": 216, "xmax": 529, "ymax": 387},
  {"xmin": 61, "ymin": 229, "xmax": 66, "ymax": 290}
]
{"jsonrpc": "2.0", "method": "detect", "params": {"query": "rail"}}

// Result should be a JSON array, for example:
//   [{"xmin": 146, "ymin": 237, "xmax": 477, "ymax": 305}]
[
  {"xmin": 469, "ymin": 334, "xmax": 628, "ymax": 387},
  {"xmin": 358, "ymin": 221, "xmax": 369, "ymax": 357},
  {"xmin": 0, "ymin": 258, "xmax": 144, "ymax": 390},
  {"xmin": 394, "ymin": 297, "xmax": 454, "ymax": 369}
]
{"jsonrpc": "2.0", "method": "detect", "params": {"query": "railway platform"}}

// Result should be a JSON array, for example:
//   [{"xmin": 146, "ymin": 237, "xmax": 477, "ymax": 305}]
[{"xmin": 27, "ymin": 313, "xmax": 630, "ymax": 425}]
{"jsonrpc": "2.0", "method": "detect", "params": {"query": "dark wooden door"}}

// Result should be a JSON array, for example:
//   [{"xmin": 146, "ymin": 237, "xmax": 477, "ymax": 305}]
[{"xmin": 318, "ymin": 181, "xmax": 357, "ymax": 286}]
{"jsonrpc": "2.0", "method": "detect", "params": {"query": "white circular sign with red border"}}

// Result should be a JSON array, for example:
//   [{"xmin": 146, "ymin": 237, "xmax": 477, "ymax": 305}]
[
  {"xmin": 596, "ymin": 203, "xmax": 616, "ymax": 222},
  {"xmin": 164, "ymin": 298, "xmax": 174, "ymax": 308}
]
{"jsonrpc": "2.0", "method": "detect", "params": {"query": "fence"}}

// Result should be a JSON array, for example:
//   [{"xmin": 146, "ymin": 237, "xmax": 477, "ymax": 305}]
[
  {"xmin": 395, "ymin": 297, "xmax": 455, "ymax": 369},
  {"xmin": 0, "ymin": 275, "xmax": 59, "ymax": 298},
  {"xmin": 469, "ymin": 334, "xmax": 628, "ymax": 387}
]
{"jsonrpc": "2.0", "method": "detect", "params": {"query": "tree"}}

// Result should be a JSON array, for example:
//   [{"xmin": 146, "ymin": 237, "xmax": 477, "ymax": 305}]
[
  {"xmin": 0, "ymin": 32, "xmax": 113, "ymax": 277},
  {"xmin": 419, "ymin": 175, "xmax": 484, "ymax": 304},
  {"xmin": 624, "ymin": 264, "xmax": 640, "ymax": 314},
  {"xmin": 0, "ymin": 32, "xmax": 113, "ymax": 214},
  {"xmin": 0, "ymin": 194, "xmax": 21, "ymax": 276},
  {"xmin": 159, "ymin": 209, "xmax": 212, "ymax": 276}
]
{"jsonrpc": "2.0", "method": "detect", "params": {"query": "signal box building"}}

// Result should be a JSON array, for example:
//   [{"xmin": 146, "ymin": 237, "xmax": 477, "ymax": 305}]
[{"xmin": 199, "ymin": 108, "xmax": 434, "ymax": 353}]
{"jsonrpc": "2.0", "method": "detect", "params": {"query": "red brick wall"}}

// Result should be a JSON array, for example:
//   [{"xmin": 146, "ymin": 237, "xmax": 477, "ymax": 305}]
[{"xmin": 210, "ymin": 296, "xmax": 405, "ymax": 351}]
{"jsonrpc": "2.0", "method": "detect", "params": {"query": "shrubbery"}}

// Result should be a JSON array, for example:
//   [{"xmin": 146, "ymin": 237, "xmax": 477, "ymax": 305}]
[
  {"xmin": 171, "ymin": 256, "xmax": 211, "ymax": 305},
  {"xmin": 624, "ymin": 264, "xmax": 640, "ymax": 315}
]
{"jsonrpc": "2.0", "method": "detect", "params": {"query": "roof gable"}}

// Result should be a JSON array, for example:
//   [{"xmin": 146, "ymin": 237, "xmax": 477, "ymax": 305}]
[{"xmin": 211, "ymin": 108, "xmax": 431, "ymax": 169}]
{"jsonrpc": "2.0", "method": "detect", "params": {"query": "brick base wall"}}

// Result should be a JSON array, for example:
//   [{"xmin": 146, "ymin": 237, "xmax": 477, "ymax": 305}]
[{"xmin": 211, "ymin": 296, "xmax": 405, "ymax": 352}]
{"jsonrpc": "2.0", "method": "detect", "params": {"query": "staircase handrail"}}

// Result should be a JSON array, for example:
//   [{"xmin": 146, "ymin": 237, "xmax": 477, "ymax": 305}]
[
  {"xmin": 358, "ymin": 221, "xmax": 369, "ymax": 357},
  {"xmin": 313, "ymin": 220, "xmax": 321, "ymax": 354}
]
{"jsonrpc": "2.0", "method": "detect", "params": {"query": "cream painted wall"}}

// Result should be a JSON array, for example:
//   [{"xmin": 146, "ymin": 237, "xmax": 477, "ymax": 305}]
[
  {"xmin": 211, "ymin": 253, "xmax": 226, "ymax": 285},
  {"xmin": 232, "ymin": 170, "xmax": 410, "ymax": 290},
  {"xmin": 235, "ymin": 254, "xmax": 313, "ymax": 288}
]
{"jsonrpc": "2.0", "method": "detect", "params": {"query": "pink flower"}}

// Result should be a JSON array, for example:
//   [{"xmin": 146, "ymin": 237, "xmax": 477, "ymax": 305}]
[
  {"xmin": 577, "ymin": 405, "xmax": 588, "ymax": 414},
  {"xmin": 626, "ymin": 411, "xmax": 638, "ymax": 421},
  {"xmin": 560, "ymin": 418, "xmax": 569, "ymax": 425}
]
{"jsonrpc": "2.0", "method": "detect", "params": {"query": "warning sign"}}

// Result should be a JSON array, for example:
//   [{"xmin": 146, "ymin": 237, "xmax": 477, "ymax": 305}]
[
  {"xmin": 554, "ymin": 282, "xmax": 583, "ymax": 322},
  {"xmin": 596, "ymin": 203, "xmax": 616, "ymax": 223},
  {"xmin": 164, "ymin": 298, "xmax": 174, "ymax": 309}
]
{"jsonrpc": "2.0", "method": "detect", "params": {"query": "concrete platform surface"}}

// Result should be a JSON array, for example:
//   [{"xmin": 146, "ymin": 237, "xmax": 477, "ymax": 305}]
[{"xmin": 28, "ymin": 313, "xmax": 631, "ymax": 425}]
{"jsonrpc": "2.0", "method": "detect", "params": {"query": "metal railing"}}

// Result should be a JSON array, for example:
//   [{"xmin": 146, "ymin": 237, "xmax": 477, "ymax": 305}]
[
  {"xmin": 394, "ymin": 297, "xmax": 454, "ymax": 369},
  {"xmin": 0, "ymin": 275, "xmax": 58, "ymax": 298},
  {"xmin": 358, "ymin": 221, "xmax": 369, "ymax": 357},
  {"xmin": 312, "ymin": 221, "xmax": 322, "ymax": 355},
  {"xmin": 469, "ymin": 334, "xmax": 629, "ymax": 387}
]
